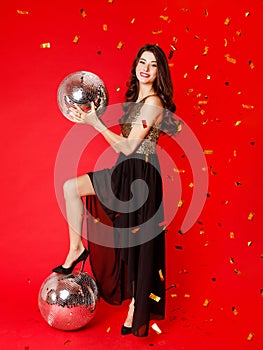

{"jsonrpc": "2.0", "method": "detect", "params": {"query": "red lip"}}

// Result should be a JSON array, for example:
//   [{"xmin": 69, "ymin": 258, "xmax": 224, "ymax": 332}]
[{"xmin": 140, "ymin": 72, "xmax": 150, "ymax": 78}]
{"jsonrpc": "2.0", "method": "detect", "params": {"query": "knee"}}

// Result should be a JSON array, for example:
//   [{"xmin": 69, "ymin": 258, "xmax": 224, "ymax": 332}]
[{"xmin": 63, "ymin": 178, "xmax": 78, "ymax": 199}]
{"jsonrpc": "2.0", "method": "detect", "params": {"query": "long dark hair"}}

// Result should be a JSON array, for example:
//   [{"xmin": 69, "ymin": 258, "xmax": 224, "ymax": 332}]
[{"xmin": 123, "ymin": 44, "xmax": 181, "ymax": 135}]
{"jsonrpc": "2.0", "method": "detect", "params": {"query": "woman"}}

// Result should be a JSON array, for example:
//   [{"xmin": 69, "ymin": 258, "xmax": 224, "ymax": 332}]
[{"xmin": 53, "ymin": 44, "xmax": 180, "ymax": 337}]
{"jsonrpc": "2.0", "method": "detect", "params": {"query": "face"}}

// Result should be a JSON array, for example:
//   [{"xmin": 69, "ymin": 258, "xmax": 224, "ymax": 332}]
[{"xmin": 135, "ymin": 51, "xmax": 158, "ymax": 86}]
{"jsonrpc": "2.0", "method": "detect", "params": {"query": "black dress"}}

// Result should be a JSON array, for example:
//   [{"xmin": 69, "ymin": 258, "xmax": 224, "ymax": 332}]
[{"xmin": 86, "ymin": 97, "xmax": 166, "ymax": 337}]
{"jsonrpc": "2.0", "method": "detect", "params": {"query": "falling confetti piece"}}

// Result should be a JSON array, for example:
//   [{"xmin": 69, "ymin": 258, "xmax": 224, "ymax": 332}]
[
  {"xmin": 186, "ymin": 88, "xmax": 194, "ymax": 95},
  {"xmin": 248, "ymin": 212, "xmax": 255, "ymax": 221},
  {"xmin": 242, "ymin": 104, "xmax": 254, "ymax": 109},
  {"xmin": 160, "ymin": 15, "xmax": 169, "ymax": 21},
  {"xmin": 180, "ymin": 8, "xmax": 190, "ymax": 12},
  {"xmin": 115, "ymin": 87, "xmax": 120, "ymax": 92},
  {"xmin": 184, "ymin": 294, "xmax": 191, "ymax": 298},
  {"xmin": 206, "ymin": 74, "xmax": 211, "ymax": 80},
  {"xmin": 117, "ymin": 41, "xmax": 124, "ymax": 49},
  {"xmin": 235, "ymin": 181, "xmax": 242, "ymax": 186},
  {"xmin": 108, "ymin": 0, "xmax": 114, "ymax": 3},
  {"xmin": 247, "ymin": 333, "xmax": 254, "ymax": 341},
  {"xmin": 224, "ymin": 38, "xmax": 228, "ymax": 47},
  {"xmin": 202, "ymin": 46, "xmax": 209, "ymax": 55},
  {"xmin": 64, "ymin": 340, "xmax": 71, "ymax": 346},
  {"xmin": 189, "ymin": 182, "xmax": 194, "ymax": 188},
  {"xmin": 178, "ymin": 200, "xmax": 184, "ymax": 208},
  {"xmin": 245, "ymin": 12, "xmax": 250, "ymax": 17},
  {"xmin": 94, "ymin": 217, "xmax": 100, "ymax": 223},
  {"xmin": 73, "ymin": 35, "xmax": 80, "ymax": 43},
  {"xmin": 40, "ymin": 43, "xmax": 51, "ymax": 48},
  {"xmin": 260, "ymin": 289, "xmax": 263, "ymax": 297},
  {"xmin": 159, "ymin": 269, "xmax": 164, "ymax": 281},
  {"xmin": 131, "ymin": 18, "xmax": 135, "ymax": 24},
  {"xmin": 198, "ymin": 100, "xmax": 208, "ymax": 105},
  {"xmin": 247, "ymin": 241, "xmax": 253, "ymax": 247},
  {"xmin": 27, "ymin": 278, "xmax": 31, "ymax": 285},
  {"xmin": 171, "ymin": 294, "xmax": 178, "ymax": 297},
  {"xmin": 200, "ymin": 109, "xmax": 205, "ymax": 116},
  {"xmin": 235, "ymin": 120, "xmax": 242, "ymax": 126},
  {"xmin": 203, "ymin": 299, "xmax": 210, "ymax": 307},
  {"xmin": 203, "ymin": 150, "xmax": 213, "ymax": 154},
  {"xmin": 131, "ymin": 227, "xmax": 140, "ymax": 233},
  {"xmin": 149, "ymin": 293, "xmax": 161, "ymax": 302},
  {"xmin": 194, "ymin": 65, "xmax": 199, "ymax": 70},
  {"xmin": 204, "ymin": 8, "xmax": 209, "ymax": 17},
  {"xmin": 234, "ymin": 269, "xmax": 241, "ymax": 275},
  {"xmin": 202, "ymin": 119, "xmax": 208, "ymax": 125},
  {"xmin": 232, "ymin": 306, "xmax": 238, "ymax": 316},
  {"xmin": 152, "ymin": 323, "xmax": 162, "ymax": 334},
  {"xmin": 173, "ymin": 168, "xmax": 185, "ymax": 173},
  {"xmin": 103, "ymin": 24, "xmax": 108, "ymax": 31},
  {"xmin": 225, "ymin": 54, "xmax": 236, "ymax": 64},
  {"xmin": 152, "ymin": 30, "xmax": 163, "ymax": 35},
  {"xmin": 224, "ymin": 17, "xmax": 231, "ymax": 25},
  {"xmin": 142, "ymin": 119, "xmax": 147, "ymax": 128},
  {"xmin": 230, "ymin": 232, "xmax": 235, "ymax": 239},
  {"xmin": 175, "ymin": 245, "xmax": 183, "ymax": 250},
  {"xmin": 106, "ymin": 327, "xmax": 111, "ymax": 333},
  {"xmin": 230, "ymin": 257, "xmax": 235, "ymax": 264},
  {"xmin": 200, "ymin": 229, "xmax": 204, "ymax": 235},
  {"xmin": 236, "ymin": 30, "xmax": 242, "ymax": 37},
  {"xmin": 183, "ymin": 73, "xmax": 188, "ymax": 78},
  {"xmin": 204, "ymin": 241, "xmax": 209, "ymax": 247},
  {"xmin": 80, "ymin": 9, "xmax": 87, "ymax": 17},
  {"xmin": 233, "ymin": 150, "xmax": 237, "ymax": 157},
  {"xmin": 17, "ymin": 10, "xmax": 29, "ymax": 15}
]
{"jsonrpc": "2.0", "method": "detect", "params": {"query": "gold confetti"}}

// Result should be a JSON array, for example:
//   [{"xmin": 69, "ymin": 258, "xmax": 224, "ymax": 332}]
[
  {"xmin": 260, "ymin": 289, "xmax": 263, "ymax": 297},
  {"xmin": 235, "ymin": 120, "xmax": 242, "ymax": 126},
  {"xmin": 204, "ymin": 241, "xmax": 209, "ymax": 247},
  {"xmin": 235, "ymin": 181, "xmax": 242, "ymax": 186},
  {"xmin": 160, "ymin": 15, "xmax": 169, "ymax": 21},
  {"xmin": 152, "ymin": 30, "xmax": 163, "ymax": 35},
  {"xmin": 80, "ymin": 9, "xmax": 87, "ymax": 17},
  {"xmin": 73, "ymin": 35, "xmax": 80, "ymax": 43},
  {"xmin": 115, "ymin": 87, "xmax": 120, "ymax": 92},
  {"xmin": 40, "ymin": 43, "xmax": 51, "ymax": 48},
  {"xmin": 230, "ymin": 232, "xmax": 235, "ymax": 239},
  {"xmin": 171, "ymin": 293, "xmax": 178, "ymax": 297},
  {"xmin": 224, "ymin": 38, "xmax": 228, "ymax": 47},
  {"xmin": 233, "ymin": 150, "xmax": 237, "ymax": 157},
  {"xmin": 183, "ymin": 73, "xmax": 188, "ymax": 78},
  {"xmin": 106, "ymin": 327, "xmax": 111, "ymax": 333},
  {"xmin": 184, "ymin": 293, "xmax": 191, "ymax": 298},
  {"xmin": 17, "ymin": 10, "xmax": 29, "ymax": 15},
  {"xmin": 180, "ymin": 8, "xmax": 190, "ymax": 12},
  {"xmin": 204, "ymin": 9, "xmax": 209, "ymax": 17},
  {"xmin": 186, "ymin": 88, "xmax": 194, "ymax": 95},
  {"xmin": 232, "ymin": 306, "xmax": 238, "ymax": 316},
  {"xmin": 230, "ymin": 257, "xmax": 235, "ymax": 264},
  {"xmin": 203, "ymin": 298, "xmax": 210, "ymax": 307},
  {"xmin": 203, "ymin": 150, "xmax": 214, "ymax": 154},
  {"xmin": 131, "ymin": 227, "xmax": 140, "ymax": 233},
  {"xmin": 236, "ymin": 30, "xmax": 242, "ymax": 37},
  {"xmin": 173, "ymin": 168, "xmax": 185, "ymax": 173},
  {"xmin": 206, "ymin": 74, "xmax": 211, "ymax": 80},
  {"xmin": 202, "ymin": 119, "xmax": 208, "ymax": 125},
  {"xmin": 149, "ymin": 293, "xmax": 161, "ymax": 302},
  {"xmin": 159, "ymin": 269, "xmax": 164, "ymax": 281},
  {"xmin": 200, "ymin": 109, "xmax": 206, "ymax": 116},
  {"xmin": 94, "ymin": 217, "xmax": 100, "ymax": 223},
  {"xmin": 200, "ymin": 229, "xmax": 204, "ymax": 235},
  {"xmin": 194, "ymin": 65, "xmax": 199, "ymax": 70},
  {"xmin": 108, "ymin": 0, "xmax": 114, "ymax": 3},
  {"xmin": 247, "ymin": 333, "xmax": 254, "ymax": 341},
  {"xmin": 242, "ymin": 104, "xmax": 254, "ymax": 109},
  {"xmin": 178, "ymin": 200, "xmax": 184, "ymax": 208},
  {"xmin": 202, "ymin": 46, "xmax": 209, "ymax": 55},
  {"xmin": 168, "ymin": 63, "xmax": 174, "ymax": 68},
  {"xmin": 248, "ymin": 212, "xmax": 255, "ymax": 221},
  {"xmin": 234, "ymin": 269, "xmax": 241, "ymax": 275},
  {"xmin": 245, "ymin": 12, "xmax": 250, "ymax": 17},
  {"xmin": 248, "ymin": 241, "xmax": 253, "ymax": 247},
  {"xmin": 103, "ymin": 24, "xmax": 108, "ymax": 31},
  {"xmin": 117, "ymin": 41, "xmax": 124, "ymax": 49},
  {"xmin": 198, "ymin": 100, "xmax": 208, "ymax": 105},
  {"xmin": 225, "ymin": 54, "xmax": 236, "ymax": 64},
  {"xmin": 189, "ymin": 182, "xmax": 194, "ymax": 188},
  {"xmin": 151, "ymin": 323, "xmax": 162, "ymax": 334},
  {"xmin": 131, "ymin": 18, "xmax": 135, "ymax": 24},
  {"xmin": 224, "ymin": 17, "xmax": 231, "ymax": 25}
]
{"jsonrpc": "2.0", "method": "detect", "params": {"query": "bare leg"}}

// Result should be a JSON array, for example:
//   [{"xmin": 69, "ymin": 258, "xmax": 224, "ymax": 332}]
[
  {"xmin": 61, "ymin": 174, "xmax": 95, "ymax": 268},
  {"xmin": 124, "ymin": 298, "xmax": 135, "ymax": 327}
]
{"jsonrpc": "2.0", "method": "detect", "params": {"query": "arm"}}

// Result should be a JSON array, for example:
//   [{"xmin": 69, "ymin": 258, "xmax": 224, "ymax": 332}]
[{"xmin": 70, "ymin": 96, "xmax": 163, "ymax": 156}]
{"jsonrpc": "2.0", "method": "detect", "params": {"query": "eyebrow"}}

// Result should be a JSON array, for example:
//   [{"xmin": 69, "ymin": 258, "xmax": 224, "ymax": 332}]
[{"xmin": 140, "ymin": 57, "xmax": 157, "ymax": 63}]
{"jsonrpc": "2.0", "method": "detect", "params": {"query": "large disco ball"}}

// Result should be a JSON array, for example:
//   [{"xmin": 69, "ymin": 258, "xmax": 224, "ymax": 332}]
[
  {"xmin": 38, "ymin": 272, "xmax": 99, "ymax": 331},
  {"xmin": 57, "ymin": 71, "xmax": 108, "ymax": 122}
]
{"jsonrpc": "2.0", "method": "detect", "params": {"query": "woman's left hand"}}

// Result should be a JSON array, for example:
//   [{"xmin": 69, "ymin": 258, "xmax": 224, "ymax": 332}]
[{"xmin": 69, "ymin": 102, "xmax": 99, "ymax": 126}]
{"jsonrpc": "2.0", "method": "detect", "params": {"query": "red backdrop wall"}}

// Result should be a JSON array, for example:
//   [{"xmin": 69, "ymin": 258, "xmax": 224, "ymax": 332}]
[{"xmin": 1, "ymin": 1, "xmax": 262, "ymax": 349}]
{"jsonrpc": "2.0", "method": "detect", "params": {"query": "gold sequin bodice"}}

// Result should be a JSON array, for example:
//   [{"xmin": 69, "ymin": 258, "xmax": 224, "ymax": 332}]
[{"xmin": 121, "ymin": 102, "xmax": 161, "ymax": 155}]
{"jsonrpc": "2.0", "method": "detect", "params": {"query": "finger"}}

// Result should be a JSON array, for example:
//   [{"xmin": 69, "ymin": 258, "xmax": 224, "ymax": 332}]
[
  {"xmin": 73, "ymin": 104, "xmax": 83, "ymax": 112},
  {"xmin": 90, "ymin": 101, "xmax": 96, "ymax": 113}
]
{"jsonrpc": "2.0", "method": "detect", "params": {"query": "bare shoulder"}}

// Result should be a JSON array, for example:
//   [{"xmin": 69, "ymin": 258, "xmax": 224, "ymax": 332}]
[{"xmin": 144, "ymin": 95, "xmax": 163, "ymax": 107}]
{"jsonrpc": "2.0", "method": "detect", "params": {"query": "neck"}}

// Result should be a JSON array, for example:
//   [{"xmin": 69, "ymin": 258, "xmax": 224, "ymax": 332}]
[{"xmin": 137, "ymin": 85, "xmax": 155, "ymax": 101}]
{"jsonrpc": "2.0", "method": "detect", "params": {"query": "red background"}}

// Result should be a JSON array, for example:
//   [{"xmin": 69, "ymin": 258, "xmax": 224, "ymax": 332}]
[{"xmin": 1, "ymin": 1, "xmax": 262, "ymax": 349}]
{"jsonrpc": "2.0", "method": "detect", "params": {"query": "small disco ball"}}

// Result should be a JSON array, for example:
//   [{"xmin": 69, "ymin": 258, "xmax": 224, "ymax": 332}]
[
  {"xmin": 38, "ymin": 272, "xmax": 99, "ymax": 331},
  {"xmin": 57, "ymin": 71, "xmax": 108, "ymax": 122}
]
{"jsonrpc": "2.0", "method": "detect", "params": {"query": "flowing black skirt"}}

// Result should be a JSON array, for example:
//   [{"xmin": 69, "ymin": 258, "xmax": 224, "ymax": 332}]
[{"xmin": 85, "ymin": 152, "xmax": 166, "ymax": 337}]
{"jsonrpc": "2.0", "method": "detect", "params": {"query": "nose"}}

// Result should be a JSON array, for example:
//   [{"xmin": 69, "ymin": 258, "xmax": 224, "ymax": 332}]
[{"xmin": 143, "ymin": 64, "xmax": 149, "ymax": 72}]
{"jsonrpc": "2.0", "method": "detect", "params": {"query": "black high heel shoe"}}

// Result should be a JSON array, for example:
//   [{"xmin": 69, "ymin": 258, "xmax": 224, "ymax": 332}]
[
  {"xmin": 121, "ymin": 325, "xmax": 132, "ymax": 335},
  {"xmin": 52, "ymin": 248, "xmax": 89, "ymax": 275}
]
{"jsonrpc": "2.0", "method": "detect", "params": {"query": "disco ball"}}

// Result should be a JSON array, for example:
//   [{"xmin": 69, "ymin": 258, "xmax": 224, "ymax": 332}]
[
  {"xmin": 57, "ymin": 71, "xmax": 108, "ymax": 122},
  {"xmin": 38, "ymin": 272, "xmax": 99, "ymax": 331}
]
